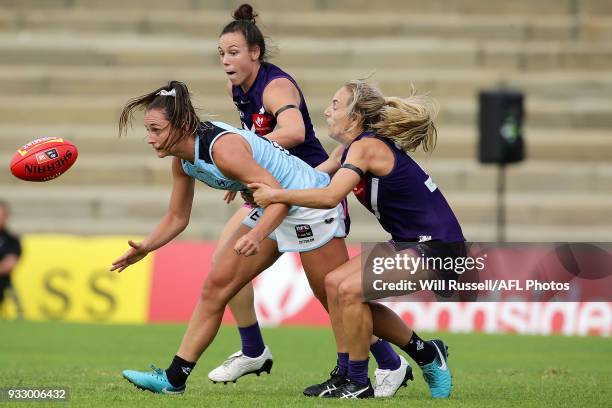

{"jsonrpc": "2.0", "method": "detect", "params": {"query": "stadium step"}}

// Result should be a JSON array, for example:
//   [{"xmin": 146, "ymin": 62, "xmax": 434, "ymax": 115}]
[
  {"xmin": 2, "ymin": 9, "xmax": 612, "ymax": 42},
  {"xmin": 3, "ymin": 66, "xmax": 612, "ymax": 100},
  {"xmin": 411, "ymin": 126, "xmax": 612, "ymax": 162},
  {"xmin": 1, "ymin": 0, "xmax": 611, "ymax": 244},
  {"xmin": 3, "ymin": 0, "xmax": 612, "ymax": 17},
  {"xmin": 2, "ymin": 94, "xmax": 612, "ymax": 128},
  {"xmin": 0, "ymin": 185, "xmax": 240, "ymax": 224},
  {"xmin": 2, "ymin": 34, "xmax": 612, "ymax": 71}
]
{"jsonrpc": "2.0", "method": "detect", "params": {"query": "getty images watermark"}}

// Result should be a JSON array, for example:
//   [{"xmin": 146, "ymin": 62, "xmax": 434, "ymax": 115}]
[{"xmin": 361, "ymin": 242, "xmax": 612, "ymax": 302}]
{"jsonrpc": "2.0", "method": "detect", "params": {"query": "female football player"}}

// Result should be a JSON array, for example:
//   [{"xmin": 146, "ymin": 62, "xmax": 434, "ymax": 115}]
[
  {"xmin": 210, "ymin": 3, "xmax": 407, "ymax": 396},
  {"xmin": 251, "ymin": 80, "xmax": 465, "ymax": 399},
  {"xmin": 111, "ymin": 80, "xmax": 352, "ymax": 395}
]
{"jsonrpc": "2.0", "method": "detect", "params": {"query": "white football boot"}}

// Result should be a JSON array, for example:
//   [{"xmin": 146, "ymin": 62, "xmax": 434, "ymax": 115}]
[
  {"xmin": 373, "ymin": 355, "xmax": 414, "ymax": 397},
  {"xmin": 208, "ymin": 346, "xmax": 273, "ymax": 384}
]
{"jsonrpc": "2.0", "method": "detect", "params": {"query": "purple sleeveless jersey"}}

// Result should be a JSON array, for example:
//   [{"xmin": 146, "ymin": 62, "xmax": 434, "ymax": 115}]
[
  {"xmin": 232, "ymin": 62, "xmax": 328, "ymax": 167},
  {"xmin": 342, "ymin": 132, "xmax": 465, "ymax": 243}
]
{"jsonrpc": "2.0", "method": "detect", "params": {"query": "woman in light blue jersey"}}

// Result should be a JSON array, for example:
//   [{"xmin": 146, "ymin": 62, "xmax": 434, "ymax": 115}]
[{"xmin": 109, "ymin": 80, "xmax": 350, "ymax": 396}]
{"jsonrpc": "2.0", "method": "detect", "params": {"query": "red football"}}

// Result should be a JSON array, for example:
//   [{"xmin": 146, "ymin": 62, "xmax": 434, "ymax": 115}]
[{"xmin": 10, "ymin": 137, "xmax": 78, "ymax": 182}]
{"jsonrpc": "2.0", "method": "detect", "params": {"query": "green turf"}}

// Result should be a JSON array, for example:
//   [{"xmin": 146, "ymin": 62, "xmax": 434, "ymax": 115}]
[{"xmin": 0, "ymin": 321, "xmax": 610, "ymax": 407}]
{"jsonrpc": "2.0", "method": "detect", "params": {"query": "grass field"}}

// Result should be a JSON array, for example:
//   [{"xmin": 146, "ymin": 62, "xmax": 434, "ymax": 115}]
[{"xmin": 0, "ymin": 321, "xmax": 610, "ymax": 407}]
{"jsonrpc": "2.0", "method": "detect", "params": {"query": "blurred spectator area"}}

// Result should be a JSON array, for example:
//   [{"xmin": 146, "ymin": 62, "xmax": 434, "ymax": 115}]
[{"xmin": 1, "ymin": 0, "xmax": 611, "ymax": 242}]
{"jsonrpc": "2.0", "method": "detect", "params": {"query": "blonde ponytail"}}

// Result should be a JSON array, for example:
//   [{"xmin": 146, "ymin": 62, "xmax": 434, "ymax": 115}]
[
  {"xmin": 344, "ymin": 80, "xmax": 438, "ymax": 153},
  {"xmin": 371, "ymin": 94, "xmax": 438, "ymax": 153}
]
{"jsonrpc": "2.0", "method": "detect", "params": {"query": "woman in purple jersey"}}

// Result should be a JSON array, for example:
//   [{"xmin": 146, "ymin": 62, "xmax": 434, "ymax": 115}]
[
  {"xmin": 211, "ymin": 2, "xmax": 334, "ymax": 384},
  {"xmin": 209, "ymin": 4, "xmax": 407, "ymax": 397},
  {"xmin": 251, "ymin": 80, "xmax": 464, "ymax": 399}
]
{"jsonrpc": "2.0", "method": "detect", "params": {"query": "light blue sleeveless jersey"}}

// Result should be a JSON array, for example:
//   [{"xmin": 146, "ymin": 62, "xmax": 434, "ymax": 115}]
[{"xmin": 181, "ymin": 121, "xmax": 330, "ymax": 192}]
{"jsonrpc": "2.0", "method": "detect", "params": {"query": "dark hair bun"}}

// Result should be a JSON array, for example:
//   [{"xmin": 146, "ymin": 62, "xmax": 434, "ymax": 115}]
[
  {"xmin": 221, "ymin": 3, "xmax": 267, "ymax": 61},
  {"xmin": 233, "ymin": 3, "xmax": 257, "ymax": 23}
]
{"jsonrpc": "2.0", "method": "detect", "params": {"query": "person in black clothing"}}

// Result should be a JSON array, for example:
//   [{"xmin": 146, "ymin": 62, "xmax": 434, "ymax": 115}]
[{"xmin": 0, "ymin": 200, "xmax": 22, "ymax": 318}]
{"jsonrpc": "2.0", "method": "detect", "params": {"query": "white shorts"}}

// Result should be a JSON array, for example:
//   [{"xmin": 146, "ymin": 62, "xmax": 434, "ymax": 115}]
[{"xmin": 242, "ymin": 204, "xmax": 347, "ymax": 253}]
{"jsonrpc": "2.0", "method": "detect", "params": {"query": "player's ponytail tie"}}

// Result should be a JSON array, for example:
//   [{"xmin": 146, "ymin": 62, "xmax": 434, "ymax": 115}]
[{"xmin": 156, "ymin": 89, "xmax": 176, "ymax": 97}]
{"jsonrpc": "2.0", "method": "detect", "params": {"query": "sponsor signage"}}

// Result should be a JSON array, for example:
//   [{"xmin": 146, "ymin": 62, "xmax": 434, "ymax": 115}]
[{"xmin": 5, "ymin": 237, "xmax": 609, "ymax": 336}]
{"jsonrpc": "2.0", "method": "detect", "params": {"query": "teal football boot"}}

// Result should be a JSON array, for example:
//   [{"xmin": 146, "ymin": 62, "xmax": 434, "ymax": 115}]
[
  {"xmin": 420, "ymin": 340, "xmax": 452, "ymax": 398},
  {"xmin": 122, "ymin": 365, "xmax": 186, "ymax": 395}
]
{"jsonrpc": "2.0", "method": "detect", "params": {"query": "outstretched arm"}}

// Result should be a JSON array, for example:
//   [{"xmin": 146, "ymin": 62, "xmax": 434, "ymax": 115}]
[{"xmin": 110, "ymin": 157, "xmax": 195, "ymax": 272}]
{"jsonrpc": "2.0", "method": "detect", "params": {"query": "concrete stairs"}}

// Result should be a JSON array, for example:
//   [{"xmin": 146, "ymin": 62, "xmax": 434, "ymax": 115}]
[{"xmin": 1, "ymin": 0, "xmax": 611, "ymax": 242}]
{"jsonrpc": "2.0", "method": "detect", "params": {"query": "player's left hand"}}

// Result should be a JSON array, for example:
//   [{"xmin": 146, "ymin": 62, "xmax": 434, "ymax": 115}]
[
  {"xmin": 234, "ymin": 232, "xmax": 260, "ymax": 256},
  {"xmin": 247, "ymin": 182, "xmax": 276, "ymax": 208}
]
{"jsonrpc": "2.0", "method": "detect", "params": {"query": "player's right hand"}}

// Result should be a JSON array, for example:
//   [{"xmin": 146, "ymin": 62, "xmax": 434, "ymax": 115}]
[
  {"xmin": 110, "ymin": 240, "xmax": 149, "ymax": 273},
  {"xmin": 247, "ymin": 182, "xmax": 276, "ymax": 208},
  {"xmin": 234, "ymin": 232, "xmax": 260, "ymax": 257}
]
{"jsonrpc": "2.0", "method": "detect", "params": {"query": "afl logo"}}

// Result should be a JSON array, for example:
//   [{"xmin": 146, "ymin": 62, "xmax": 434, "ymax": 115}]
[
  {"xmin": 35, "ymin": 148, "xmax": 59, "ymax": 164},
  {"xmin": 295, "ymin": 224, "xmax": 313, "ymax": 239}
]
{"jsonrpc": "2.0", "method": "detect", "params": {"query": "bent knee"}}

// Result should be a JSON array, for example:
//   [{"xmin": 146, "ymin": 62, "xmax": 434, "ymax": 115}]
[
  {"xmin": 200, "ymin": 271, "xmax": 233, "ymax": 306},
  {"xmin": 337, "ymin": 279, "xmax": 363, "ymax": 306},
  {"xmin": 324, "ymin": 271, "xmax": 344, "ymax": 297}
]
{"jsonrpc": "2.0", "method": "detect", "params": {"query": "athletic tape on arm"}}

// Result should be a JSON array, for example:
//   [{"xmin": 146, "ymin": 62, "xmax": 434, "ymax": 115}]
[
  {"xmin": 341, "ymin": 163, "xmax": 365, "ymax": 178},
  {"xmin": 274, "ymin": 104, "xmax": 299, "ymax": 118}
]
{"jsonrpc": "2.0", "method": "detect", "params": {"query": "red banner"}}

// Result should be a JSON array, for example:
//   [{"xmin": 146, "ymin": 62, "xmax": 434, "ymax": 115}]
[
  {"xmin": 148, "ymin": 242, "xmax": 214, "ymax": 322},
  {"xmin": 147, "ymin": 241, "xmax": 611, "ymax": 336}
]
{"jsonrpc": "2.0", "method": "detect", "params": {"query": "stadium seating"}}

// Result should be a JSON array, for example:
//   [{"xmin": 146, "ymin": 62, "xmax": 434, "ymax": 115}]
[{"xmin": 1, "ymin": 0, "xmax": 611, "ymax": 241}]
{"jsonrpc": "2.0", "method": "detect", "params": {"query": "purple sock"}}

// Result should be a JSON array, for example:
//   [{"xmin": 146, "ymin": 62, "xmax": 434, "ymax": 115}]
[
  {"xmin": 348, "ymin": 358, "xmax": 369, "ymax": 386},
  {"xmin": 238, "ymin": 322, "xmax": 265, "ymax": 358},
  {"xmin": 337, "ymin": 352, "xmax": 349, "ymax": 376},
  {"xmin": 370, "ymin": 339, "xmax": 401, "ymax": 370}
]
